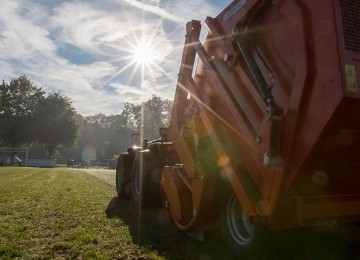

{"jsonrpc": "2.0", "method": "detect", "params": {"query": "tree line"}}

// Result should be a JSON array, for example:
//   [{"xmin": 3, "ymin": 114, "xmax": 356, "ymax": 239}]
[{"xmin": 0, "ymin": 75, "xmax": 172, "ymax": 164}]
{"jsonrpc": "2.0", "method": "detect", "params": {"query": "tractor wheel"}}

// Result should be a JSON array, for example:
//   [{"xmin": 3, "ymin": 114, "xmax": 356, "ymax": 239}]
[
  {"xmin": 116, "ymin": 156, "xmax": 131, "ymax": 199},
  {"xmin": 219, "ymin": 188, "xmax": 269, "ymax": 258},
  {"xmin": 131, "ymin": 153, "xmax": 161, "ymax": 208},
  {"xmin": 147, "ymin": 167, "xmax": 162, "ymax": 207}
]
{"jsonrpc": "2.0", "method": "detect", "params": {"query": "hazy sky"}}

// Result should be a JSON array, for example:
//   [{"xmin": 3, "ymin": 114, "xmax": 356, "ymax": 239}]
[{"xmin": 0, "ymin": 0, "xmax": 232, "ymax": 115}]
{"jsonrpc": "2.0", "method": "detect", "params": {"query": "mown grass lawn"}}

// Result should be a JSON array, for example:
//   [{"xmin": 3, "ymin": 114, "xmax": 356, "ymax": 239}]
[
  {"xmin": 0, "ymin": 167, "xmax": 232, "ymax": 259},
  {"xmin": 2, "ymin": 167, "xmax": 356, "ymax": 260}
]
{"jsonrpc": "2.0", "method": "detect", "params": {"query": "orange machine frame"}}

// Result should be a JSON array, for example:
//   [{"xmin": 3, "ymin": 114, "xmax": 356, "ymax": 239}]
[{"xmin": 162, "ymin": 0, "xmax": 360, "ymax": 230}]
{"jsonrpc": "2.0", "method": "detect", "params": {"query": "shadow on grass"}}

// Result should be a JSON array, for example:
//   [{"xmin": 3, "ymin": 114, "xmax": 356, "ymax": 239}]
[
  {"xmin": 106, "ymin": 196, "xmax": 360, "ymax": 260},
  {"xmin": 105, "ymin": 196, "xmax": 234, "ymax": 260}
]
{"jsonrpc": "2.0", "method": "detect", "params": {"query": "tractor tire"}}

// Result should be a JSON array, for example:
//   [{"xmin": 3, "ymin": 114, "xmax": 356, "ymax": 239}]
[
  {"xmin": 116, "ymin": 156, "xmax": 131, "ymax": 199},
  {"xmin": 148, "ymin": 167, "xmax": 162, "ymax": 207},
  {"xmin": 219, "ymin": 186, "xmax": 269, "ymax": 259},
  {"xmin": 131, "ymin": 153, "xmax": 161, "ymax": 208}
]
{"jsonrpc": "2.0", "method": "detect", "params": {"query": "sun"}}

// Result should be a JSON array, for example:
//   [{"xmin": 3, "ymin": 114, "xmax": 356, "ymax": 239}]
[
  {"xmin": 130, "ymin": 40, "xmax": 160, "ymax": 66},
  {"xmin": 101, "ymin": 21, "xmax": 173, "ymax": 87}
]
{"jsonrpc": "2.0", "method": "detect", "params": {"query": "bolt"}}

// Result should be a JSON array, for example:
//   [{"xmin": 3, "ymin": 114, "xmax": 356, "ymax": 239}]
[
  {"xmin": 263, "ymin": 152, "xmax": 271, "ymax": 167},
  {"xmin": 256, "ymin": 136, "xmax": 262, "ymax": 144},
  {"xmin": 263, "ymin": 153, "xmax": 283, "ymax": 168},
  {"xmin": 193, "ymin": 207, "xmax": 198, "ymax": 217},
  {"xmin": 265, "ymin": 108, "xmax": 272, "ymax": 121}
]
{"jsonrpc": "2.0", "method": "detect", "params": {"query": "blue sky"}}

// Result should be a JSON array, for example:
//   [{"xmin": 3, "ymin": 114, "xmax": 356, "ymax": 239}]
[{"xmin": 0, "ymin": 0, "xmax": 232, "ymax": 115}]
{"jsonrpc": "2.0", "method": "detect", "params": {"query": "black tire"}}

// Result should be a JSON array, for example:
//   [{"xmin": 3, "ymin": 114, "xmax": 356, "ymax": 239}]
[
  {"xmin": 147, "ymin": 167, "xmax": 162, "ymax": 207},
  {"xmin": 219, "ymin": 186, "xmax": 269, "ymax": 259},
  {"xmin": 131, "ymin": 152, "xmax": 161, "ymax": 208},
  {"xmin": 116, "ymin": 156, "xmax": 131, "ymax": 199}
]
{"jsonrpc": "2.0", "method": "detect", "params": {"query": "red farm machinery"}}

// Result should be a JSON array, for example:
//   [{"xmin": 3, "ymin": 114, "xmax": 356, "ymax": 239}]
[{"xmin": 116, "ymin": 0, "xmax": 360, "ymax": 256}]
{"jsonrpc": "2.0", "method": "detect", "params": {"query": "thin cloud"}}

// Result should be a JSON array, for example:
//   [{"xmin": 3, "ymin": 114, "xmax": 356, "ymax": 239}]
[
  {"xmin": 119, "ymin": 0, "xmax": 185, "ymax": 23},
  {"xmin": 0, "ymin": 1, "xmax": 56, "ymax": 60},
  {"xmin": 50, "ymin": 2, "xmax": 132, "ymax": 55}
]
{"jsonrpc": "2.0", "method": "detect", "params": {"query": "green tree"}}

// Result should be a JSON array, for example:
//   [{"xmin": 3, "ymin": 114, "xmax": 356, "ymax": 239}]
[
  {"xmin": 80, "ymin": 113, "xmax": 132, "ymax": 162},
  {"xmin": 80, "ymin": 113, "xmax": 108, "ymax": 162},
  {"xmin": 43, "ymin": 95, "xmax": 172, "ymax": 163},
  {"xmin": 0, "ymin": 75, "xmax": 44, "ymax": 147},
  {"xmin": 121, "ymin": 95, "xmax": 173, "ymax": 140},
  {"xmin": 145, "ymin": 95, "xmax": 172, "ymax": 139},
  {"xmin": 34, "ymin": 92, "xmax": 79, "ymax": 158},
  {"xmin": 120, "ymin": 103, "xmax": 139, "ymax": 131}
]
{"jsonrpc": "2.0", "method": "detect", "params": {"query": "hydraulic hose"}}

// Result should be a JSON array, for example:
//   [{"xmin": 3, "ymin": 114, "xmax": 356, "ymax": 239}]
[{"xmin": 234, "ymin": 0, "xmax": 274, "ymax": 105}]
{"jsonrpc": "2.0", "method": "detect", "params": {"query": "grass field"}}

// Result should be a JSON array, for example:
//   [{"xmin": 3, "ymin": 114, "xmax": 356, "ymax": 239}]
[
  {"xmin": 0, "ymin": 167, "xmax": 232, "ymax": 259},
  {"xmin": 1, "ymin": 167, "xmax": 359, "ymax": 259}
]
